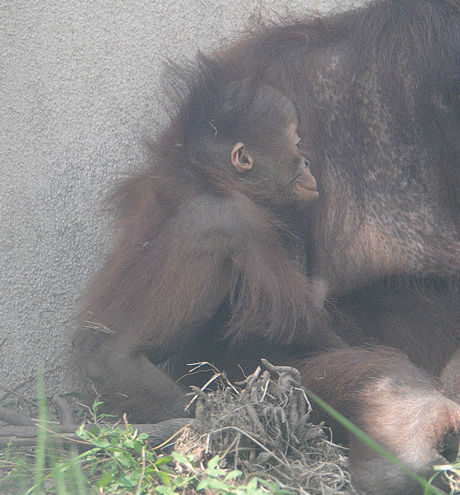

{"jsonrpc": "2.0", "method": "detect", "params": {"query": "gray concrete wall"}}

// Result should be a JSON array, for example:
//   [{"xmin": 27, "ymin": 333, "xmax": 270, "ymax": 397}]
[{"xmin": 1, "ymin": 0, "xmax": 369, "ymax": 400}]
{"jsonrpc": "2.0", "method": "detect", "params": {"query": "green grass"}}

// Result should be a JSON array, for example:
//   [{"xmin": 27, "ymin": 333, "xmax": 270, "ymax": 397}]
[
  {"xmin": 1, "ymin": 394, "xmax": 290, "ymax": 495},
  {"xmin": 1, "ymin": 422, "xmax": 290, "ymax": 494}
]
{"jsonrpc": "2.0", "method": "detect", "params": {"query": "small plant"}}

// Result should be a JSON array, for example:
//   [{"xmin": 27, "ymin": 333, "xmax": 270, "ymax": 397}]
[
  {"xmin": 71, "ymin": 422, "xmax": 291, "ymax": 494},
  {"xmin": 1, "ymin": 404, "xmax": 291, "ymax": 494}
]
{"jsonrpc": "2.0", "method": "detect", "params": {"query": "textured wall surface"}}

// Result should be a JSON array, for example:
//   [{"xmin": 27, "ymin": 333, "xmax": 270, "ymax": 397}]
[{"xmin": 1, "ymin": 0, "xmax": 370, "ymax": 399}]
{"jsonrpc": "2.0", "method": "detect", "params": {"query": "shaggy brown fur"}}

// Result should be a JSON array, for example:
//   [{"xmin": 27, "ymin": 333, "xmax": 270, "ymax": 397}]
[{"xmin": 75, "ymin": 1, "xmax": 460, "ymax": 493}]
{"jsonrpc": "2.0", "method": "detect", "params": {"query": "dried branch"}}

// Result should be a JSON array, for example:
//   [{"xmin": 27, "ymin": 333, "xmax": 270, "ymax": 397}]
[
  {"xmin": 0, "ymin": 397, "xmax": 192, "ymax": 448},
  {"xmin": 0, "ymin": 418, "xmax": 192, "ymax": 448},
  {"xmin": 176, "ymin": 359, "xmax": 355, "ymax": 494}
]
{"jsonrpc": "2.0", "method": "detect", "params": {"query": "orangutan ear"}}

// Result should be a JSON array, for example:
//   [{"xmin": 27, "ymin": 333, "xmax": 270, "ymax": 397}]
[{"xmin": 230, "ymin": 142, "xmax": 253, "ymax": 173}]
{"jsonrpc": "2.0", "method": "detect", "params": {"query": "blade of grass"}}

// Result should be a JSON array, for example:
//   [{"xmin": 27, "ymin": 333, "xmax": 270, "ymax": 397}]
[
  {"xmin": 33, "ymin": 368, "xmax": 47, "ymax": 495},
  {"xmin": 47, "ymin": 439, "xmax": 68, "ymax": 495},
  {"xmin": 70, "ymin": 446, "xmax": 88, "ymax": 495}
]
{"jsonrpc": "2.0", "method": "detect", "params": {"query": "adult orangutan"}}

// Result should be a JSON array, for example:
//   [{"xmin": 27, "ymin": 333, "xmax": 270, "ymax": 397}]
[{"xmin": 75, "ymin": 1, "xmax": 460, "ymax": 493}]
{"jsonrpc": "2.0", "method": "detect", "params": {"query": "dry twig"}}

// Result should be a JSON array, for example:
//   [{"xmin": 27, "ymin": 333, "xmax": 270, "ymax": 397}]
[{"xmin": 177, "ymin": 360, "xmax": 356, "ymax": 494}]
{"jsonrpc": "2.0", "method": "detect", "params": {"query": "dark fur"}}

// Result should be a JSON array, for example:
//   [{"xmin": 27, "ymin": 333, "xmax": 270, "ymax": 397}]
[
  {"xmin": 75, "ymin": 1, "xmax": 460, "ymax": 493},
  {"xmin": 76, "ymin": 75, "xmax": 333, "ymax": 419}
]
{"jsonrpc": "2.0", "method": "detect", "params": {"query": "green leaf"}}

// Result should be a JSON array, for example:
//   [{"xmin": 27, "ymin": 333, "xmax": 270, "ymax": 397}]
[
  {"xmin": 123, "ymin": 439, "xmax": 135, "ymax": 449},
  {"xmin": 173, "ymin": 475, "xmax": 196, "ymax": 488},
  {"xmin": 155, "ymin": 470, "xmax": 171, "ymax": 485},
  {"xmin": 118, "ymin": 471, "xmax": 144, "ymax": 488},
  {"xmin": 247, "ymin": 478, "xmax": 258, "ymax": 489},
  {"xmin": 197, "ymin": 478, "xmax": 232, "ymax": 491},
  {"xmin": 133, "ymin": 442, "xmax": 144, "ymax": 454},
  {"xmin": 77, "ymin": 447, "xmax": 101, "ymax": 460},
  {"xmin": 113, "ymin": 452, "xmax": 136, "ymax": 467},
  {"xmin": 225, "ymin": 470, "xmax": 242, "ymax": 481},
  {"xmin": 92, "ymin": 399, "xmax": 104, "ymax": 412},
  {"xmin": 207, "ymin": 455, "xmax": 220, "ymax": 470},
  {"xmin": 155, "ymin": 486, "xmax": 174, "ymax": 495},
  {"xmin": 91, "ymin": 439, "xmax": 110, "ymax": 448},
  {"xmin": 96, "ymin": 471, "xmax": 113, "ymax": 488},
  {"xmin": 155, "ymin": 455, "xmax": 172, "ymax": 466},
  {"xmin": 171, "ymin": 452, "xmax": 190, "ymax": 464}
]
